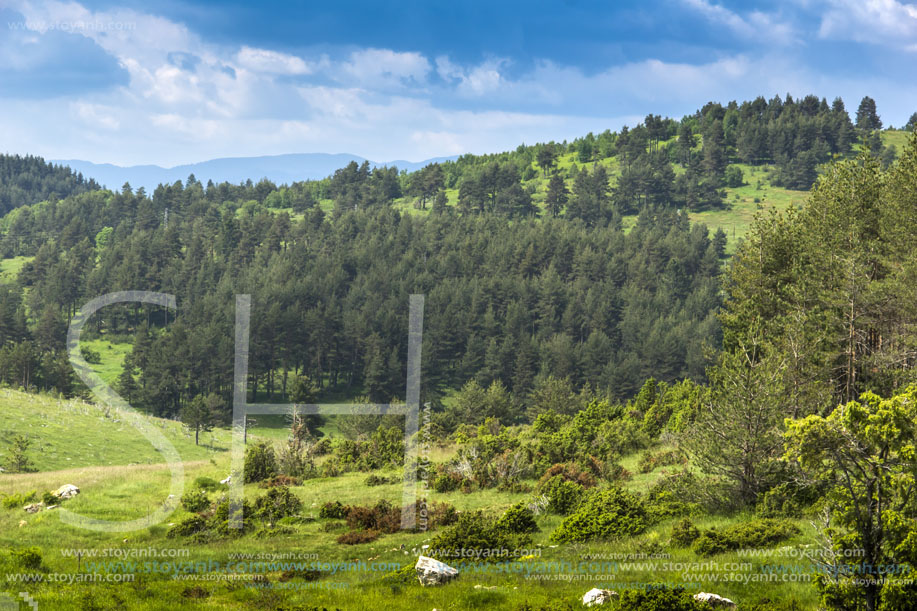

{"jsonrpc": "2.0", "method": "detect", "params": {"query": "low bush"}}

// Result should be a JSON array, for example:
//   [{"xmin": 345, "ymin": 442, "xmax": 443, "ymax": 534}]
[
  {"xmin": 670, "ymin": 518, "xmax": 700, "ymax": 547},
  {"xmin": 611, "ymin": 586, "xmax": 710, "ymax": 610},
  {"xmin": 345, "ymin": 499, "xmax": 400, "ymax": 534},
  {"xmin": 538, "ymin": 475, "xmax": 585, "ymax": 515},
  {"xmin": 1, "ymin": 491, "xmax": 36, "ymax": 510},
  {"xmin": 756, "ymin": 481, "xmax": 822, "ymax": 518},
  {"xmin": 432, "ymin": 471, "xmax": 463, "ymax": 493},
  {"xmin": 536, "ymin": 463, "xmax": 596, "ymax": 489},
  {"xmin": 428, "ymin": 511, "xmax": 531, "ymax": 564},
  {"xmin": 692, "ymin": 518, "xmax": 800, "ymax": 556},
  {"xmin": 644, "ymin": 489, "xmax": 699, "ymax": 523},
  {"xmin": 11, "ymin": 547, "xmax": 43, "ymax": 570},
  {"xmin": 42, "ymin": 491, "xmax": 58, "ymax": 505},
  {"xmin": 638, "ymin": 449, "xmax": 684, "ymax": 474},
  {"xmin": 254, "ymin": 486, "xmax": 302, "ymax": 525},
  {"xmin": 181, "ymin": 489, "xmax": 210, "ymax": 513},
  {"xmin": 258, "ymin": 474, "xmax": 302, "ymax": 489},
  {"xmin": 244, "ymin": 442, "xmax": 277, "ymax": 483},
  {"xmin": 167, "ymin": 515, "xmax": 209, "ymax": 538},
  {"xmin": 336, "ymin": 530, "xmax": 379, "ymax": 545},
  {"xmin": 497, "ymin": 502, "xmax": 539, "ymax": 534},
  {"xmin": 365, "ymin": 474, "xmax": 398, "ymax": 487},
  {"xmin": 319, "ymin": 501, "xmax": 348, "ymax": 519},
  {"xmin": 550, "ymin": 487, "xmax": 648, "ymax": 543}
]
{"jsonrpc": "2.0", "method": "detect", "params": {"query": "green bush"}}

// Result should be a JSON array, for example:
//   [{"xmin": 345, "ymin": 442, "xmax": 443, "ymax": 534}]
[
  {"xmin": 612, "ymin": 586, "xmax": 710, "ymax": 610},
  {"xmin": 756, "ymin": 481, "xmax": 821, "ymax": 518},
  {"xmin": 365, "ymin": 473, "xmax": 397, "ymax": 487},
  {"xmin": 345, "ymin": 499, "xmax": 400, "ymax": 533},
  {"xmin": 181, "ymin": 489, "xmax": 210, "ymax": 513},
  {"xmin": 254, "ymin": 486, "xmax": 303, "ymax": 524},
  {"xmin": 550, "ymin": 487, "xmax": 648, "ymax": 543},
  {"xmin": 670, "ymin": 518, "xmax": 700, "ymax": 547},
  {"xmin": 692, "ymin": 518, "xmax": 799, "ymax": 556},
  {"xmin": 432, "ymin": 471, "xmax": 463, "ymax": 493},
  {"xmin": 428, "ymin": 511, "xmax": 531, "ymax": 564},
  {"xmin": 11, "ymin": 547, "xmax": 43, "ymax": 570},
  {"xmin": 244, "ymin": 442, "xmax": 277, "ymax": 483},
  {"xmin": 42, "ymin": 491, "xmax": 58, "ymax": 505},
  {"xmin": 167, "ymin": 515, "xmax": 209, "ymax": 538},
  {"xmin": 2, "ymin": 490, "xmax": 36, "ymax": 509},
  {"xmin": 319, "ymin": 501, "xmax": 348, "ymax": 519},
  {"xmin": 538, "ymin": 475, "xmax": 585, "ymax": 515},
  {"xmin": 644, "ymin": 489, "xmax": 699, "ymax": 523},
  {"xmin": 497, "ymin": 502, "xmax": 539, "ymax": 534}
]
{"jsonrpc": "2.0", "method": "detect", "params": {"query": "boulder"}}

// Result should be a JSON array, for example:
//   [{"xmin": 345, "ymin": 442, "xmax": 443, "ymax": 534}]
[
  {"xmin": 24, "ymin": 503, "xmax": 42, "ymax": 513},
  {"xmin": 54, "ymin": 484, "xmax": 80, "ymax": 499},
  {"xmin": 583, "ymin": 588, "xmax": 618, "ymax": 606},
  {"xmin": 694, "ymin": 593, "xmax": 737, "ymax": 609},
  {"xmin": 220, "ymin": 476, "xmax": 232, "ymax": 485},
  {"xmin": 415, "ymin": 555, "xmax": 458, "ymax": 586}
]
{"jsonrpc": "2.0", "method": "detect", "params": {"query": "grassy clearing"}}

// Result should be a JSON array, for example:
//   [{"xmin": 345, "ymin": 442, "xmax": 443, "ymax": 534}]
[
  {"xmin": 0, "ymin": 388, "xmax": 230, "ymax": 472},
  {"xmin": 0, "ymin": 255, "xmax": 31, "ymax": 283}
]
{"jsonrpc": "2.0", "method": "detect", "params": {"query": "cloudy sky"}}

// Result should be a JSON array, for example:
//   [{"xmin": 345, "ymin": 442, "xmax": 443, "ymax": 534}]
[{"xmin": 2, "ymin": 0, "xmax": 916, "ymax": 166}]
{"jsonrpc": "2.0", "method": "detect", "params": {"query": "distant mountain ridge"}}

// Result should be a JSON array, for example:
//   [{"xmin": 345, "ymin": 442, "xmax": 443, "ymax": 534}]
[{"xmin": 52, "ymin": 153, "xmax": 459, "ymax": 192}]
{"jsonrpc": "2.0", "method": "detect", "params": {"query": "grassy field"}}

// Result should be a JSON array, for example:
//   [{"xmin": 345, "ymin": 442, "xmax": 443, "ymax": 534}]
[
  {"xmin": 0, "ymin": 255, "xmax": 31, "ymax": 283},
  {"xmin": 0, "ymin": 389, "xmax": 823, "ymax": 610}
]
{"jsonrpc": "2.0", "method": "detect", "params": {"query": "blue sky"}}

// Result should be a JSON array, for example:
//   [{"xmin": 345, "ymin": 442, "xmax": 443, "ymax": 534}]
[{"xmin": 1, "ymin": 0, "xmax": 916, "ymax": 165}]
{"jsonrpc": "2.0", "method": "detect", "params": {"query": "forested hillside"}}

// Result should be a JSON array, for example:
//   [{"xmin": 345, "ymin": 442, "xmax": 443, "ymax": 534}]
[
  {"xmin": 0, "ymin": 94, "xmax": 907, "ymax": 424},
  {"xmin": 0, "ymin": 154, "xmax": 99, "ymax": 217}
]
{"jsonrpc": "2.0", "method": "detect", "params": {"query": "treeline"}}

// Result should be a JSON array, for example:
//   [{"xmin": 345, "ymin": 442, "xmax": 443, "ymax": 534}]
[
  {"xmin": 0, "ymin": 174, "xmax": 723, "ymax": 417},
  {"xmin": 0, "ymin": 154, "xmax": 99, "ymax": 216}
]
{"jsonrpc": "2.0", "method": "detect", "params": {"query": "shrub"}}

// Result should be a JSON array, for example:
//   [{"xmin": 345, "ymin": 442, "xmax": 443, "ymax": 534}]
[
  {"xmin": 644, "ymin": 489, "xmax": 699, "ymax": 523},
  {"xmin": 244, "ymin": 442, "xmax": 277, "ymax": 483},
  {"xmin": 181, "ymin": 489, "xmax": 210, "ymax": 513},
  {"xmin": 692, "ymin": 518, "xmax": 800, "ymax": 556},
  {"xmin": 538, "ymin": 475, "xmax": 585, "ymax": 515},
  {"xmin": 497, "ymin": 503, "xmax": 539, "ymax": 534},
  {"xmin": 365, "ymin": 474, "xmax": 397, "ymax": 487},
  {"xmin": 537, "ymin": 463, "xmax": 596, "ymax": 489},
  {"xmin": 259, "ymin": 474, "xmax": 302, "ymax": 489},
  {"xmin": 613, "ymin": 586, "xmax": 710, "ymax": 610},
  {"xmin": 345, "ymin": 499, "xmax": 400, "ymax": 533},
  {"xmin": 254, "ymin": 486, "xmax": 303, "ymax": 525},
  {"xmin": 319, "ymin": 501, "xmax": 348, "ymax": 519},
  {"xmin": 432, "ymin": 472, "xmax": 463, "ymax": 493},
  {"xmin": 638, "ymin": 449, "xmax": 684, "ymax": 474},
  {"xmin": 336, "ymin": 530, "xmax": 379, "ymax": 545},
  {"xmin": 42, "ymin": 491, "xmax": 58, "ymax": 505},
  {"xmin": 670, "ymin": 518, "xmax": 700, "ymax": 547},
  {"xmin": 550, "ymin": 487, "xmax": 648, "ymax": 543},
  {"xmin": 427, "ymin": 500, "xmax": 459, "ymax": 529},
  {"xmin": 11, "ymin": 547, "xmax": 43, "ymax": 570},
  {"xmin": 2, "ymin": 491, "xmax": 36, "ymax": 509},
  {"xmin": 167, "ymin": 515, "xmax": 209, "ymax": 538},
  {"xmin": 756, "ymin": 481, "xmax": 822, "ymax": 518},
  {"xmin": 428, "ymin": 511, "xmax": 531, "ymax": 564},
  {"xmin": 193, "ymin": 477, "xmax": 224, "ymax": 492}
]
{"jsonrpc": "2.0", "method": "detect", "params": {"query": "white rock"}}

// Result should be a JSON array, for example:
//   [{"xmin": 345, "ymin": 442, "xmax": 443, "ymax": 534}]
[
  {"xmin": 583, "ymin": 588, "xmax": 618, "ymax": 606},
  {"xmin": 220, "ymin": 475, "xmax": 232, "ymax": 485},
  {"xmin": 694, "ymin": 593, "xmax": 737, "ymax": 609},
  {"xmin": 415, "ymin": 555, "xmax": 458, "ymax": 586},
  {"xmin": 54, "ymin": 484, "xmax": 80, "ymax": 499},
  {"xmin": 24, "ymin": 503, "xmax": 42, "ymax": 513}
]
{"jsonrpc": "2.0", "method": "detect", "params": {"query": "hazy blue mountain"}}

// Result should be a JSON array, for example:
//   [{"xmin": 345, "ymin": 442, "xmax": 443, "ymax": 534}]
[{"xmin": 52, "ymin": 153, "xmax": 458, "ymax": 192}]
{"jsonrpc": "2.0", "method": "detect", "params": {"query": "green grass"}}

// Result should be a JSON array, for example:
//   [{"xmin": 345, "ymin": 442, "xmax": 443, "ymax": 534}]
[
  {"xmin": 0, "ymin": 255, "xmax": 32, "ymax": 283},
  {"xmin": 0, "ymin": 387, "xmax": 823, "ymax": 609},
  {"xmin": 0, "ymin": 388, "xmax": 230, "ymax": 472},
  {"xmin": 81, "ymin": 338, "xmax": 134, "ymax": 388}
]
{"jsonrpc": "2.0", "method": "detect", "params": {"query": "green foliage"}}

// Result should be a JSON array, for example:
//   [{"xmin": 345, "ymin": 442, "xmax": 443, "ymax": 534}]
[
  {"xmin": 1, "ymin": 490, "xmax": 36, "ymax": 509},
  {"xmin": 538, "ymin": 475, "xmax": 585, "ymax": 515},
  {"xmin": 253, "ymin": 485, "xmax": 303, "ymax": 524},
  {"xmin": 337, "ymin": 530, "xmax": 379, "ymax": 545},
  {"xmin": 167, "ymin": 514, "xmax": 209, "ymax": 538},
  {"xmin": 193, "ymin": 476, "xmax": 224, "ymax": 492},
  {"xmin": 691, "ymin": 519, "xmax": 799, "ymax": 556},
  {"xmin": 345, "ymin": 499, "xmax": 401, "ymax": 534},
  {"xmin": 496, "ymin": 502, "xmax": 539, "ymax": 534},
  {"xmin": 610, "ymin": 587, "xmax": 710, "ymax": 611},
  {"xmin": 319, "ymin": 501, "xmax": 348, "ymax": 520},
  {"xmin": 243, "ymin": 441, "xmax": 277, "ymax": 483},
  {"xmin": 5, "ymin": 433, "xmax": 33, "ymax": 472},
  {"xmin": 428, "ymin": 511, "xmax": 531, "ymax": 563},
  {"xmin": 550, "ymin": 487, "xmax": 648, "ymax": 543},
  {"xmin": 725, "ymin": 165, "xmax": 745, "ymax": 187},
  {"xmin": 670, "ymin": 518, "xmax": 700, "ymax": 547},
  {"xmin": 10, "ymin": 547, "xmax": 44, "ymax": 571},
  {"xmin": 180, "ymin": 489, "xmax": 209, "ymax": 513}
]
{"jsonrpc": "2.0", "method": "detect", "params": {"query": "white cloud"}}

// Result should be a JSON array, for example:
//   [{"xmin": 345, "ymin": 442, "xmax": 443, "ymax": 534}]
[
  {"xmin": 339, "ymin": 48, "xmax": 430, "ymax": 86},
  {"xmin": 681, "ymin": 0, "xmax": 797, "ymax": 44},
  {"xmin": 236, "ymin": 46, "xmax": 311, "ymax": 75},
  {"xmin": 816, "ymin": 0, "xmax": 917, "ymax": 47}
]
